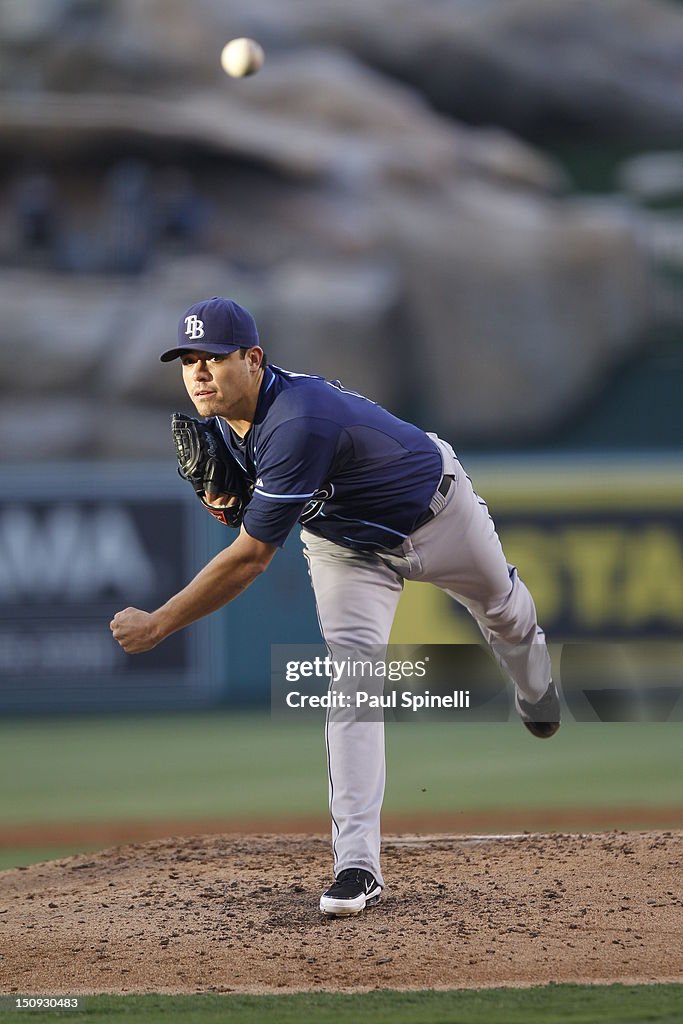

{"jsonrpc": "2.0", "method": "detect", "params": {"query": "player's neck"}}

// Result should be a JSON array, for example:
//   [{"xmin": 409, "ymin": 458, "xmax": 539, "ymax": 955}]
[
  {"xmin": 223, "ymin": 368, "xmax": 265, "ymax": 438},
  {"xmin": 225, "ymin": 416, "xmax": 252, "ymax": 439}
]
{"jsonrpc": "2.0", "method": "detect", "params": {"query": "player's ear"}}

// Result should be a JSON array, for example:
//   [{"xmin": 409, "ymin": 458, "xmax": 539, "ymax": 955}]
[{"xmin": 247, "ymin": 346, "xmax": 265, "ymax": 370}]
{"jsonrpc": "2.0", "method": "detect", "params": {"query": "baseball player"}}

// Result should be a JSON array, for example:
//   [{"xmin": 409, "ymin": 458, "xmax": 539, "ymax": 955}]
[{"xmin": 111, "ymin": 296, "xmax": 560, "ymax": 917}]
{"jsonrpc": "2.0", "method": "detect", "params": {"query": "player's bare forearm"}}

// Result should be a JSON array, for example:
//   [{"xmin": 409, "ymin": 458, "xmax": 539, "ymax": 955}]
[
  {"xmin": 154, "ymin": 530, "xmax": 276, "ymax": 638},
  {"xmin": 110, "ymin": 528, "xmax": 277, "ymax": 654}
]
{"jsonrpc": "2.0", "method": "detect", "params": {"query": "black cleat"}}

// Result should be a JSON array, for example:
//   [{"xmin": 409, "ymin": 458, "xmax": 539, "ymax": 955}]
[
  {"xmin": 319, "ymin": 868, "xmax": 382, "ymax": 916},
  {"xmin": 516, "ymin": 681, "xmax": 561, "ymax": 739}
]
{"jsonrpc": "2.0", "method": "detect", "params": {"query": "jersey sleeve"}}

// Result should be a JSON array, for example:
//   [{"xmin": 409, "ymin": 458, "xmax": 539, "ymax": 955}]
[{"xmin": 242, "ymin": 416, "xmax": 341, "ymax": 546}]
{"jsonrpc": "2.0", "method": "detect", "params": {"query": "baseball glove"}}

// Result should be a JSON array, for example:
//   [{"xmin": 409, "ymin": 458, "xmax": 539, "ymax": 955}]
[{"xmin": 171, "ymin": 412, "xmax": 253, "ymax": 527}]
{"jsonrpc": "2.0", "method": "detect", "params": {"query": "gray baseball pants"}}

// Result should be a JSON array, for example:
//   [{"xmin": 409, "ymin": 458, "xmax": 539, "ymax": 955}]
[{"xmin": 301, "ymin": 437, "xmax": 551, "ymax": 887}]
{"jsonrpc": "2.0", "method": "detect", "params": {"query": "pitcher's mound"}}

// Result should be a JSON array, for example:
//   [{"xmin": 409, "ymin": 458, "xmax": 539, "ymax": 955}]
[{"xmin": 1, "ymin": 831, "xmax": 681, "ymax": 994}]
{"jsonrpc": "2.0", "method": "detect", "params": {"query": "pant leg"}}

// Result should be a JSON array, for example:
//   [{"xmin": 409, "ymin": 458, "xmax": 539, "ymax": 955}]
[
  {"xmin": 301, "ymin": 528, "xmax": 404, "ymax": 886},
  {"xmin": 394, "ymin": 444, "xmax": 551, "ymax": 704}
]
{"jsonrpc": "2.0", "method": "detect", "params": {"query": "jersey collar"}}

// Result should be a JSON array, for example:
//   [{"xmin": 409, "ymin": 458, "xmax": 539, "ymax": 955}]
[{"xmin": 251, "ymin": 365, "xmax": 278, "ymax": 426}]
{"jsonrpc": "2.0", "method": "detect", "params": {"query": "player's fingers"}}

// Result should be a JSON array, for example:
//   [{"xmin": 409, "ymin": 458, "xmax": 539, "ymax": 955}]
[
  {"xmin": 113, "ymin": 632, "xmax": 135, "ymax": 652},
  {"xmin": 205, "ymin": 492, "xmax": 237, "ymax": 507},
  {"xmin": 110, "ymin": 607, "xmax": 137, "ymax": 626},
  {"xmin": 110, "ymin": 612, "xmax": 131, "ymax": 640}
]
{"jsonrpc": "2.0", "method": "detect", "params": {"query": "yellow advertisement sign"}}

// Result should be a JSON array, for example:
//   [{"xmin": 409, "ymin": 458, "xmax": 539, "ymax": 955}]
[{"xmin": 391, "ymin": 456, "xmax": 683, "ymax": 643}]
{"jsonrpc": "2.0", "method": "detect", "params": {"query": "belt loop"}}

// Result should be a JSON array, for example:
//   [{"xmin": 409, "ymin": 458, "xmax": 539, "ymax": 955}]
[
  {"xmin": 411, "ymin": 434, "xmax": 458, "ymax": 532},
  {"xmin": 427, "ymin": 432, "xmax": 458, "ymax": 480}
]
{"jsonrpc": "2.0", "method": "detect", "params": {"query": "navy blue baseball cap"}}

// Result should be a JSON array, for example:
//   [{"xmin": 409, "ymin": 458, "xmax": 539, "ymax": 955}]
[{"xmin": 160, "ymin": 296, "xmax": 260, "ymax": 362}]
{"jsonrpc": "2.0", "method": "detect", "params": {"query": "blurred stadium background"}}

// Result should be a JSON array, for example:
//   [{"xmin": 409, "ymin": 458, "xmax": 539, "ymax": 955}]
[{"xmin": 0, "ymin": 0, "xmax": 682, "ymax": 869}]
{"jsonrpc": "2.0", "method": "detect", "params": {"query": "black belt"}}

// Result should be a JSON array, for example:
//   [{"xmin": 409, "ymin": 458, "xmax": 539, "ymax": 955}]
[{"xmin": 412, "ymin": 473, "xmax": 455, "ymax": 531}]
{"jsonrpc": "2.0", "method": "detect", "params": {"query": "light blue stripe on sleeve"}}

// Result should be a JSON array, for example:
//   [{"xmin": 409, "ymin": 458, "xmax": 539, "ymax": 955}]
[{"xmin": 254, "ymin": 488, "xmax": 317, "ymax": 501}]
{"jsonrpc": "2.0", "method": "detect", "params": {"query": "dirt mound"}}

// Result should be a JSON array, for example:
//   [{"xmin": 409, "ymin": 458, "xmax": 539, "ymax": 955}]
[{"xmin": 1, "ymin": 832, "xmax": 681, "ymax": 994}]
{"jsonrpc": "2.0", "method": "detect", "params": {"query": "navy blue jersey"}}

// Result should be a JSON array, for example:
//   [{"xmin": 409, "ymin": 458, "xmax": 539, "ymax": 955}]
[{"xmin": 215, "ymin": 365, "xmax": 442, "ymax": 551}]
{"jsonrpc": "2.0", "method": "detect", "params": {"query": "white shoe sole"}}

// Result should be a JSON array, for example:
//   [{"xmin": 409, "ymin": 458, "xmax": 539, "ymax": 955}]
[{"xmin": 319, "ymin": 885, "xmax": 382, "ymax": 917}]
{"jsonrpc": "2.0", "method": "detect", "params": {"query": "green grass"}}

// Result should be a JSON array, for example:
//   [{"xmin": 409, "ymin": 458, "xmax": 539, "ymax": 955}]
[
  {"xmin": 1, "ymin": 985, "xmax": 682, "ymax": 1023},
  {"xmin": 0, "ymin": 714, "xmax": 680, "ymax": 828},
  {"xmin": 385, "ymin": 721, "xmax": 683, "ymax": 815},
  {"xmin": 0, "ymin": 846, "xmax": 105, "ymax": 871},
  {"xmin": 0, "ymin": 713, "xmax": 323, "ymax": 824}
]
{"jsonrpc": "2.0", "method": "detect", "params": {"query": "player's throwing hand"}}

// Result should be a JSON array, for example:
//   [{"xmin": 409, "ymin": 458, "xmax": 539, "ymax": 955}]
[{"xmin": 110, "ymin": 607, "xmax": 160, "ymax": 654}]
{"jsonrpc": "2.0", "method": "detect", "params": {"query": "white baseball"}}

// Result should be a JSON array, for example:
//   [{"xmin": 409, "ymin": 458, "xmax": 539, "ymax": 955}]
[{"xmin": 220, "ymin": 38, "xmax": 265, "ymax": 78}]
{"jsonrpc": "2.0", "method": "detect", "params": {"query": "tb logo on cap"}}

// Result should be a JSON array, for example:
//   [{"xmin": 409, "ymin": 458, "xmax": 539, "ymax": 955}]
[{"xmin": 184, "ymin": 314, "xmax": 205, "ymax": 340}]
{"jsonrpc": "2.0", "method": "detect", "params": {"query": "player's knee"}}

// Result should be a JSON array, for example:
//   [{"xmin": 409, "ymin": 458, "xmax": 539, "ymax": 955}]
[{"xmin": 479, "ymin": 590, "xmax": 537, "ymax": 643}]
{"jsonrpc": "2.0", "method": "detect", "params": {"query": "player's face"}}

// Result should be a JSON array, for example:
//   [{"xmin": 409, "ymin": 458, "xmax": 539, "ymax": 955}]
[{"xmin": 180, "ymin": 349, "xmax": 256, "ymax": 418}]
